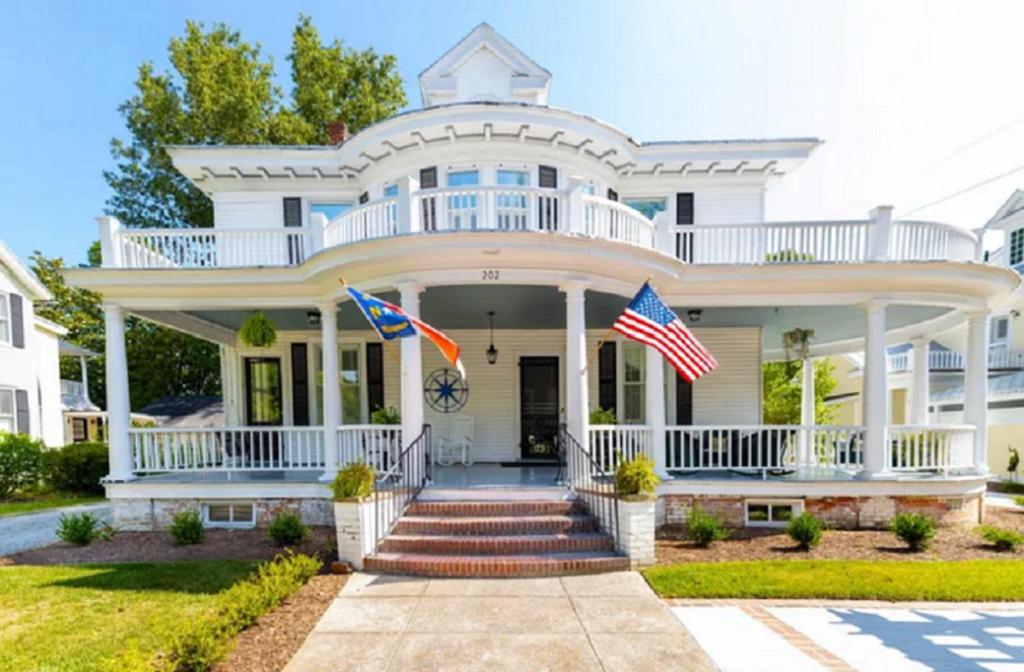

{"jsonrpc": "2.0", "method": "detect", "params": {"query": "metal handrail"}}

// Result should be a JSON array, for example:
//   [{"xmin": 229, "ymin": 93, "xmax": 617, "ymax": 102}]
[
  {"xmin": 558, "ymin": 424, "xmax": 620, "ymax": 551},
  {"xmin": 371, "ymin": 424, "xmax": 431, "ymax": 551}
]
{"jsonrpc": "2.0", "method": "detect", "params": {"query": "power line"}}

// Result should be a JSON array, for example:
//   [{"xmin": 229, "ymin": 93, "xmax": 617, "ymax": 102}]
[{"xmin": 896, "ymin": 162, "xmax": 1024, "ymax": 219}]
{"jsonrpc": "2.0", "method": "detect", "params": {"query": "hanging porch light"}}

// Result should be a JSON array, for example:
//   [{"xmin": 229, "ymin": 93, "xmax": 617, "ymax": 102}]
[{"xmin": 486, "ymin": 311, "xmax": 498, "ymax": 365}]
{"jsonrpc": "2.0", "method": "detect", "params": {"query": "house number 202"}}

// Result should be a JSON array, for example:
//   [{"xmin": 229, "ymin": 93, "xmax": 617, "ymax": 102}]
[{"xmin": 481, "ymin": 270, "xmax": 500, "ymax": 281}]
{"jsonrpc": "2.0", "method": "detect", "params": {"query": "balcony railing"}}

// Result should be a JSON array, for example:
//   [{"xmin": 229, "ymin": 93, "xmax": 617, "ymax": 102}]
[
  {"xmin": 61, "ymin": 379, "xmax": 85, "ymax": 397},
  {"xmin": 99, "ymin": 194, "xmax": 981, "ymax": 270},
  {"xmin": 337, "ymin": 425, "xmax": 402, "ymax": 474},
  {"xmin": 888, "ymin": 349, "xmax": 1024, "ymax": 372}
]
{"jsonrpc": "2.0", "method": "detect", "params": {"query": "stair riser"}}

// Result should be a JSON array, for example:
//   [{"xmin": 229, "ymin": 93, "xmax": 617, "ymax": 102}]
[
  {"xmin": 379, "ymin": 536, "xmax": 614, "ymax": 555},
  {"xmin": 393, "ymin": 518, "xmax": 598, "ymax": 536},
  {"xmin": 407, "ymin": 501, "xmax": 583, "ymax": 517},
  {"xmin": 364, "ymin": 556, "xmax": 630, "ymax": 578}
]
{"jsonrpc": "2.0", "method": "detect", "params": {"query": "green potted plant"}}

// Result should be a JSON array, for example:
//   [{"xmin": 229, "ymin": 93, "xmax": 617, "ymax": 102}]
[
  {"xmin": 239, "ymin": 311, "xmax": 277, "ymax": 348},
  {"xmin": 613, "ymin": 453, "xmax": 660, "ymax": 568},
  {"xmin": 331, "ymin": 462, "xmax": 377, "ymax": 570},
  {"xmin": 782, "ymin": 327, "xmax": 814, "ymax": 361}
]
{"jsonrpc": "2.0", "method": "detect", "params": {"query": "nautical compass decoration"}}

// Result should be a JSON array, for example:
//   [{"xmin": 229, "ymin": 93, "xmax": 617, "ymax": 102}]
[{"xmin": 424, "ymin": 367, "xmax": 469, "ymax": 413}]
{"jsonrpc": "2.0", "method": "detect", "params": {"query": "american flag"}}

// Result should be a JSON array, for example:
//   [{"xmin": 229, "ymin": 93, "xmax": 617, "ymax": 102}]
[{"xmin": 612, "ymin": 281, "xmax": 718, "ymax": 382}]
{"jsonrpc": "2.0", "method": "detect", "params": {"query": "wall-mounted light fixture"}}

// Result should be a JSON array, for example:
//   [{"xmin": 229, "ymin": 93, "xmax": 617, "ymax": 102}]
[
  {"xmin": 306, "ymin": 311, "xmax": 321, "ymax": 327},
  {"xmin": 687, "ymin": 309, "xmax": 703, "ymax": 323},
  {"xmin": 486, "ymin": 311, "xmax": 498, "ymax": 365}
]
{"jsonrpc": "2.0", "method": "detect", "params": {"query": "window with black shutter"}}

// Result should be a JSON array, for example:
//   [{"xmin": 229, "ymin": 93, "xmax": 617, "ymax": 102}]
[
  {"xmin": 282, "ymin": 197, "xmax": 304, "ymax": 264},
  {"xmin": 676, "ymin": 192, "xmax": 695, "ymax": 261},
  {"xmin": 15, "ymin": 389, "xmax": 29, "ymax": 434},
  {"xmin": 606, "ymin": 188, "xmax": 618, "ymax": 202},
  {"xmin": 290, "ymin": 343, "xmax": 309, "ymax": 426},
  {"xmin": 366, "ymin": 343, "xmax": 384, "ymax": 413},
  {"xmin": 536, "ymin": 165, "xmax": 559, "ymax": 230},
  {"xmin": 419, "ymin": 167, "xmax": 438, "ymax": 230},
  {"xmin": 538, "ymin": 165, "xmax": 557, "ymax": 189},
  {"xmin": 9, "ymin": 294, "xmax": 24, "ymax": 349},
  {"xmin": 419, "ymin": 167, "xmax": 438, "ymax": 189},
  {"xmin": 598, "ymin": 342, "xmax": 616, "ymax": 414}
]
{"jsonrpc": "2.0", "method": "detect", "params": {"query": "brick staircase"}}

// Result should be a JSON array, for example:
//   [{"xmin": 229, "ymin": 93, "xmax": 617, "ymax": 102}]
[{"xmin": 364, "ymin": 497, "xmax": 629, "ymax": 577}]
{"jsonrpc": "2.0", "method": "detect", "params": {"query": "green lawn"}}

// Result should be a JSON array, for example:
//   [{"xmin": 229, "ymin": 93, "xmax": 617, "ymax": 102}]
[
  {"xmin": 644, "ymin": 559, "xmax": 1024, "ymax": 601},
  {"xmin": 0, "ymin": 561, "xmax": 257, "ymax": 672},
  {"xmin": 0, "ymin": 494, "xmax": 105, "ymax": 517}
]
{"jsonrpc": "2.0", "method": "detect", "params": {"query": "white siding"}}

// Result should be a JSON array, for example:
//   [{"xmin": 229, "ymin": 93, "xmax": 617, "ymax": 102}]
[
  {"xmin": 213, "ymin": 194, "xmax": 285, "ymax": 230},
  {"xmin": 690, "ymin": 328, "xmax": 762, "ymax": 425},
  {"xmin": 694, "ymin": 185, "xmax": 764, "ymax": 225}
]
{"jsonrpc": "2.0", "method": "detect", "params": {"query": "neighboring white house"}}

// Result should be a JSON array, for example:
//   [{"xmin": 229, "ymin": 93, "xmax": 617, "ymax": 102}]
[
  {"xmin": 0, "ymin": 239, "xmax": 64, "ymax": 446},
  {"xmin": 65, "ymin": 24, "xmax": 1020, "ymax": 572}
]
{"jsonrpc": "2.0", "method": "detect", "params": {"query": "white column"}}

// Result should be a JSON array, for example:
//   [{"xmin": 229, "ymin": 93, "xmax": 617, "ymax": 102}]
[
  {"xmin": 97, "ymin": 216, "xmax": 122, "ymax": 268},
  {"xmin": 563, "ymin": 283, "xmax": 589, "ymax": 441},
  {"xmin": 910, "ymin": 337, "xmax": 930, "ymax": 425},
  {"xmin": 645, "ymin": 346, "xmax": 667, "ymax": 477},
  {"xmin": 798, "ymin": 357, "xmax": 816, "ymax": 467},
  {"xmin": 398, "ymin": 283, "xmax": 424, "ymax": 445},
  {"xmin": 103, "ymin": 305, "xmax": 133, "ymax": 481},
  {"xmin": 860, "ymin": 300, "xmax": 889, "ymax": 478},
  {"xmin": 565, "ymin": 176, "xmax": 585, "ymax": 236},
  {"xmin": 318, "ymin": 302, "xmax": 340, "ymax": 480},
  {"xmin": 867, "ymin": 205, "xmax": 894, "ymax": 261},
  {"xmin": 396, "ymin": 175, "xmax": 421, "ymax": 235},
  {"xmin": 965, "ymin": 311, "xmax": 990, "ymax": 473},
  {"xmin": 80, "ymin": 355, "xmax": 90, "ymax": 403}
]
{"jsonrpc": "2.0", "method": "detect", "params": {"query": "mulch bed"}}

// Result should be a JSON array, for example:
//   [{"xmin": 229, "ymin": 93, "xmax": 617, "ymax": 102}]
[
  {"xmin": 215, "ymin": 572, "xmax": 347, "ymax": 672},
  {"xmin": 657, "ymin": 508, "xmax": 1024, "ymax": 564},
  {"xmin": 0, "ymin": 526, "xmax": 336, "ymax": 566}
]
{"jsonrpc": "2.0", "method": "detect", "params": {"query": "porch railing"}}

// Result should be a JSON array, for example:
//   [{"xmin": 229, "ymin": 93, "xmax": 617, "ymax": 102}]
[
  {"xmin": 560, "ymin": 424, "xmax": 619, "ymax": 551},
  {"xmin": 664, "ymin": 425, "xmax": 865, "ymax": 473},
  {"xmin": 371, "ymin": 424, "xmax": 430, "ymax": 551},
  {"xmin": 886, "ymin": 424, "xmax": 974, "ymax": 472},
  {"xmin": 115, "ymin": 228, "xmax": 311, "ymax": 269},
  {"xmin": 413, "ymin": 186, "xmax": 564, "ymax": 233},
  {"xmin": 128, "ymin": 427, "xmax": 324, "ymax": 472},
  {"xmin": 887, "ymin": 349, "xmax": 1024, "ymax": 372},
  {"xmin": 589, "ymin": 425, "xmax": 653, "ymax": 474},
  {"xmin": 60, "ymin": 379, "xmax": 85, "ymax": 397},
  {"xmin": 337, "ymin": 425, "xmax": 403, "ymax": 474}
]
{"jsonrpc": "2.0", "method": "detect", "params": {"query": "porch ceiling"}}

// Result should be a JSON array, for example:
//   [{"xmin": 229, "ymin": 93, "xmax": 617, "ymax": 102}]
[{"xmin": 182, "ymin": 284, "xmax": 952, "ymax": 348}]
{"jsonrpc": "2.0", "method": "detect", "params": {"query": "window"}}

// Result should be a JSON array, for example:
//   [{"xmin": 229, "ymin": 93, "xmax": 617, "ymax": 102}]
[
  {"xmin": 0, "ymin": 388, "xmax": 14, "ymax": 433},
  {"xmin": 538, "ymin": 165, "xmax": 557, "ymax": 189},
  {"xmin": 446, "ymin": 170, "xmax": 479, "ymax": 187},
  {"xmin": 746, "ymin": 500, "xmax": 804, "ymax": 527},
  {"xmin": 1011, "ymin": 228, "xmax": 1024, "ymax": 266},
  {"xmin": 203, "ymin": 502, "xmax": 256, "ymax": 528},
  {"xmin": 419, "ymin": 167, "xmax": 438, "ymax": 189},
  {"xmin": 310, "ymin": 203, "xmax": 352, "ymax": 220},
  {"xmin": 72, "ymin": 418, "xmax": 87, "ymax": 442},
  {"xmin": 446, "ymin": 170, "xmax": 479, "ymax": 229},
  {"xmin": 245, "ymin": 358, "xmax": 283, "ymax": 426},
  {"xmin": 621, "ymin": 342, "xmax": 646, "ymax": 424},
  {"xmin": 991, "ymin": 316, "xmax": 1011, "ymax": 352},
  {"xmin": 497, "ymin": 170, "xmax": 529, "ymax": 186},
  {"xmin": 315, "ymin": 344, "xmax": 363, "ymax": 424},
  {"xmin": 623, "ymin": 198, "xmax": 667, "ymax": 220},
  {"xmin": 383, "ymin": 184, "xmax": 399, "ymax": 197},
  {"xmin": 0, "ymin": 292, "xmax": 8, "ymax": 345}
]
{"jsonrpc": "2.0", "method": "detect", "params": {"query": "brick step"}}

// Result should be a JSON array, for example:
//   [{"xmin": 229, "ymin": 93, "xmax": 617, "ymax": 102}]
[
  {"xmin": 392, "ymin": 514, "xmax": 598, "ymax": 536},
  {"xmin": 406, "ymin": 499, "xmax": 582, "ymax": 518},
  {"xmin": 379, "ymin": 532, "xmax": 614, "ymax": 555},
  {"xmin": 364, "ymin": 551, "xmax": 630, "ymax": 578}
]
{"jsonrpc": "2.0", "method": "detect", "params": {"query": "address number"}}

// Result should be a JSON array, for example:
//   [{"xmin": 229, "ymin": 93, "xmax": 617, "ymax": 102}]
[{"xmin": 481, "ymin": 270, "xmax": 500, "ymax": 281}]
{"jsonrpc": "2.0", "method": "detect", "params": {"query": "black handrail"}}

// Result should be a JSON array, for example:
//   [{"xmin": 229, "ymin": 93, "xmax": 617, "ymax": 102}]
[
  {"xmin": 558, "ymin": 424, "xmax": 620, "ymax": 551},
  {"xmin": 372, "ymin": 424, "xmax": 431, "ymax": 552}
]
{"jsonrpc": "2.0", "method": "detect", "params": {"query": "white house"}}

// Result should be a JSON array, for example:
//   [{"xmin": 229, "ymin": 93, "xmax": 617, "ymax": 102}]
[
  {"xmin": 65, "ymin": 24, "xmax": 1020, "ymax": 575},
  {"xmin": 0, "ymin": 239, "xmax": 65, "ymax": 446}
]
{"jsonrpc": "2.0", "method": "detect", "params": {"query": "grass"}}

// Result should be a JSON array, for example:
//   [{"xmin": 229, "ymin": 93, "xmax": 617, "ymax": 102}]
[
  {"xmin": 644, "ymin": 560, "xmax": 1024, "ymax": 601},
  {"xmin": 0, "ymin": 561, "xmax": 256, "ymax": 672},
  {"xmin": 0, "ymin": 493, "xmax": 105, "ymax": 517}
]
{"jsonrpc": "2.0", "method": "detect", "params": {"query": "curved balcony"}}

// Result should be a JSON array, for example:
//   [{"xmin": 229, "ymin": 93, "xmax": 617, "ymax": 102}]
[{"xmin": 98, "ymin": 190, "xmax": 980, "ymax": 270}]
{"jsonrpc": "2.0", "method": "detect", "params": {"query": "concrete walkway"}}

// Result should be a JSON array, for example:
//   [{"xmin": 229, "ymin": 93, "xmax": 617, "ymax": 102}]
[
  {"xmin": 285, "ymin": 571, "xmax": 715, "ymax": 672},
  {"xmin": 0, "ymin": 503, "xmax": 111, "ymax": 556}
]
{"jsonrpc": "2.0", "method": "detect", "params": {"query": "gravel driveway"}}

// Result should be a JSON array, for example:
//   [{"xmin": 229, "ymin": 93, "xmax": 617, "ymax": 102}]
[{"xmin": 0, "ymin": 503, "xmax": 111, "ymax": 557}]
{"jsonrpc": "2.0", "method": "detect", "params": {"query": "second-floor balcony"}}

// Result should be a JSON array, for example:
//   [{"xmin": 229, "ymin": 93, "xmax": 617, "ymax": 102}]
[
  {"xmin": 98, "ymin": 186, "xmax": 982, "ymax": 270},
  {"xmin": 888, "ymin": 348, "xmax": 1024, "ymax": 372}
]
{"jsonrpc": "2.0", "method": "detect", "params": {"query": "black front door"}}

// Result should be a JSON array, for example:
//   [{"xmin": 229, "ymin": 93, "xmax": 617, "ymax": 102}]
[{"xmin": 519, "ymin": 356, "xmax": 560, "ymax": 460}]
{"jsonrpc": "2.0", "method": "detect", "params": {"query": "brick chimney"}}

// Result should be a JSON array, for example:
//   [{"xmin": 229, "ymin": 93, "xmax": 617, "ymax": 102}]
[{"xmin": 327, "ymin": 120, "xmax": 349, "ymax": 145}]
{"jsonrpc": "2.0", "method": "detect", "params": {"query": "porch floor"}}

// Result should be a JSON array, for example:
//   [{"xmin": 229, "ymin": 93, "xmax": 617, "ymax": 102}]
[{"xmin": 428, "ymin": 463, "xmax": 561, "ymax": 489}]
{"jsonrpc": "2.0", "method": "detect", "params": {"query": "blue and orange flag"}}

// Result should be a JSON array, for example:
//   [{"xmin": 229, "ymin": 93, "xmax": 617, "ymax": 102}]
[{"xmin": 344, "ymin": 281, "xmax": 465, "ymax": 378}]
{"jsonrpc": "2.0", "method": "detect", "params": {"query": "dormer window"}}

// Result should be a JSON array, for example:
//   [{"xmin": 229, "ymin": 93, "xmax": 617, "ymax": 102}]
[{"xmin": 1009, "ymin": 228, "xmax": 1024, "ymax": 267}]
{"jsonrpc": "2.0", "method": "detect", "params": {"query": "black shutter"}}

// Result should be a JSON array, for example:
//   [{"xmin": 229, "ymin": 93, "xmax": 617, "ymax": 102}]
[
  {"xmin": 606, "ymin": 188, "xmax": 618, "ymax": 202},
  {"xmin": 419, "ymin": 167, "xmax": 438, "ymax": 189},
  {"xmin": 290, "ymin": 343, "xmax": 309, "ymax": 426},
  {"xmin": 15, "ymin": 389, "xmax": 29, "ymax": 434},
  {"xmin": 366, "ymin": 343, "xmax": 384, "ymax": 413},
  {"xmin": 676, "ymin": 193, "xmax": 694, "ymax": 225},
  {"xmin": 283, "ymin": 198, "xmax": 302, "ymax": 227},
  {"xmin": 538, "ymin": 165, "xmax": 557, "ymax": 189},
  {"xmin": 358, "ymin": 191, "xmax": 369, "ymax": 205},
  {"xmin": 598, "ymin": 342, "xmax": 616, "ymax": 414},
  {"xmin": 9, "ymin": 294, "xmax": 24, "ymax": 349},
  {"xmin": 675, "ymin": 377, "xmax": 693, "ymax": 426}
]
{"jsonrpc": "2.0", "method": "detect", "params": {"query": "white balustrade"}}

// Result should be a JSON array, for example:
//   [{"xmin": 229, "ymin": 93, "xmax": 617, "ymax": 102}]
[
  {"xmin": 889, "ymin": 349, "xmax": 1024, "ymax": 372},
  {"xmin": 580, "ymin": 196, "xmax": 656, "ymax": 248},
  {"xmin": 989, "ymin": 350, "xmax": 1024, "ymax": 369},
  {"xmin": 129, "ymin": 427, "xmax": 324, "ymax": 472},
  {"xmin": 60, "ymin": 380, "xmax": 85, "ymax": 397},
  {"xmin": 337, "ymin": 425, "xmax": 403, "ymax": 474},
  {"xmin": 588, "ymin": 425, "xmax": 653, "ymax": 474},
  {"xmin": 673, "ymin": 221, "xmax": 870, "ymax": 265},
  {"xmin": 664, "ymin": 425, "xmax": 865, "ymax": 473},
  {"xmin": 414, "ymin": 186, "xmax": 563, "ymax": 234},
  {"xmin": 324, "ymin": 198, "xmax": 398, "ymax": 246},
  {"xmin": 116, "ymin": 228, "xmax": 311, "ymax": 269},
  {"xmin": 929, "ymin": 350, "xmax": 964, "ymax": 370},
  {"xmin": 889, "ymin": 221, "xmax": 977, "ymax": 262},
  {"xmin": 888, "ymin": 352, "xmax": 910, "ymax": 372},
  {"xmin": 886, "ymin": 425, "xmax": 974, "ymax": 472}
]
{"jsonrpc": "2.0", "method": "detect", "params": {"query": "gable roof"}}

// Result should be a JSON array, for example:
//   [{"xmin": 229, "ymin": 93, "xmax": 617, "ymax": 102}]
[
  {"xmin": 0, "ymin": 238, "xmax": 50, "ymax": 301},
  {"xmin": 985, "ymin": 189, "xmax": 1024, "ymax": 231}
]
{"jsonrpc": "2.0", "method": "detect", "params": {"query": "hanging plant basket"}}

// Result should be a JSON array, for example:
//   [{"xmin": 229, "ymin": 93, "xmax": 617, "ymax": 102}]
[
  {"xmin": 782, "ymin": 327, "xmax": 815, "ymax": 361},
  {"xmin": 239, "ymin": 311, "xmax": 278, "ymax": 348}
]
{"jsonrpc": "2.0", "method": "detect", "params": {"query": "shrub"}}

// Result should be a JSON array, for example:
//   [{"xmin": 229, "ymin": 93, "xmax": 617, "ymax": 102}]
[
  {"xmin": 766, "ymin": 249, "xmax": 815, "ymax": 263},
  {"xmin": 891, "ymin": 512, "xmax": 936, "ymax": 552},
  {"xmin": 239, "ymin": 310, "xmax": 277, "ymax": 348},
  {"xmin": 56, "ymin": 512, "xmax": 99, "ymax": 545},
  {"xmin": 43, "ymin": 442, "xmax": 109, "ymax": 495},
  {"xmin": 0, "ymin": 433, "xmax": 44, "ymax": 498},
  {"xmin": 614, "ymin": 453, "xmax": 660, "ymax": 499},
  {"xmin": 687, "ymin": 504, "xmax": 730, "ymax": 547},
  {"xmin": 1003, "ymin": 482, "xmax": 1024, "ymax": 495},
  {"xmin": 977, "ymin": 525, "xmax": 1024, "ymax": 552},
  {"xmin": 1014, "ymin": 496, "xmax": 1024, "ymax": 508},
  {"xmin": 369, "ymin": 406, "xmax": 401, "ymax": 424},
  {"xmin": 1009, "ymin": 446, "xmax": 1020, "ymax": 476},
  {"xmin": 786, "ymin": 512, "xmax": 824, "ymax": 550},
  {"xmin": 332, "ymin": 462, "xmax": 375, "ymax": 500},
  {"xmin": 589, "ymin": 407, "xmax": 617, "ymax": 425},
  {"xmin": 169, "ymin": 509, "xmax": 205, "ymax": 545},
  {"xmin": 267, "ymin": 512, "xmax": 308, "ymax": 546},
  {"xmin": 166, "ymin": 552, "xmax": 321, "ymax": 671}
]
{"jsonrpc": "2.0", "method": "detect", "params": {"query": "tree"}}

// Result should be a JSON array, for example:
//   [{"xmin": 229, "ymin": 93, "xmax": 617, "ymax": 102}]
[{"xmin": 763, "ymin": 358, "xmax": 838, "ymax": 425}]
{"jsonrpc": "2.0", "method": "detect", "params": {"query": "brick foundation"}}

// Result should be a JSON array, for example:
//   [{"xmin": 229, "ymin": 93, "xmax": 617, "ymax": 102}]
[{"xmin": 110, "ymin": 497, "xmax": 334, "ymax": 531}]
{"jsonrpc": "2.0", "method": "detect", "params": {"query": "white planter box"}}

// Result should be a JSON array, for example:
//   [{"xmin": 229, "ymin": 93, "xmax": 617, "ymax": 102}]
[
  {"xmin": 334, "ymin": 499, "xmax": 376, "ymax": 570},
  {"xmin": 617, "ymin": 497, "xmax": 656, "ymax": 568}
]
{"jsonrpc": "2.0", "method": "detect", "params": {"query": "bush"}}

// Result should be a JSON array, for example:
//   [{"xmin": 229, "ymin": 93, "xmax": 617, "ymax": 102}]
[
  {"xmin": 0, "ymin": 433, "xmax": 44, "ymax": 498},
  {"xmin": 786, "ymin": 512, "xmax": 824, "ymax": 550},
  {"xmin": 332, "ymin": 462, "xmax": 375, "ymax": 500},
  {"xmin": 169, "ymin": 509, "xmax": 205, "ymax": 546},
  {"xmin": 1014, "ymin": 496, "xmax": 1024, "ymax": 507},
  {"xmin": 1003, "ymin": 481, "xmax": 1024, "ymax": 495},
  {"xmin": 589, "ymin": 407, "xmax": 617, "ymax": 425},
  {"xmin": 687, "ymin": 504, "xmax": 730, "ymax": 547},
  {"xmin": 267, "ymin": 512, "xmax": 308, "ymax": 547},
  {"xmin": 43, "ymin": 442, "xmax": 109, "ymax": 495},
  {"xmin": 614, "ymin": 453, "xmax": 660, "ymax": 498},
  {"xmin": 766, "ymin": 249, "xmax": 815, "ymax": 263},
  {"xmin": 891, "ymin": 512, "xmax": 936, "ymax": 552},
  {"xmin": 56, "ymin": 512, "xmax": 99, "ymax": 545},
  {"xmin": 166, "ymin": 552, "xmax": 321, "ymax": 671},
  {"xmin": 977, "ymin": 525, "xmax": 1024, "ymax": 552},
  {"xmin": 369, "ymin": 406, "xmax": 400, "ymax": 424}
]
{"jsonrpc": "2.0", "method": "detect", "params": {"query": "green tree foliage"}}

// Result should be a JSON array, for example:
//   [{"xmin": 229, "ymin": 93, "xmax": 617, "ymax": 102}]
[{"xmin": 763, "ymin": 358, "xmax": 838, "ymax": 425}]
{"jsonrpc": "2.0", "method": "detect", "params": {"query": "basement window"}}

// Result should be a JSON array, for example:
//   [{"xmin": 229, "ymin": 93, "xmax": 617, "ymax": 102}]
[
  {"xmin": 203, "ymin": 502, "xmax": 256, "ymax": 528},
  {"xmin": 745, "ymin": 499, "xmax": 803, "ymax": 527}
]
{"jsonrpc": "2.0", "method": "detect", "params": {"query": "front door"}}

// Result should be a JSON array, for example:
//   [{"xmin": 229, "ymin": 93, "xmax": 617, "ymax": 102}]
[
  {"xmin": 519, "ymin": 356, "xmax": 560, "ymax": 460},
  {"xmin": 245, "ymin": 357, "xmax": 283, "ymax": 426}
]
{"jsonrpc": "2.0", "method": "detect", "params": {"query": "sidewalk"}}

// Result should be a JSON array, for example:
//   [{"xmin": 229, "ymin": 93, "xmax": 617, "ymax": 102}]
[{"xmin": 285, "ymin": 571, "xmax": 715, "ymax": 672}]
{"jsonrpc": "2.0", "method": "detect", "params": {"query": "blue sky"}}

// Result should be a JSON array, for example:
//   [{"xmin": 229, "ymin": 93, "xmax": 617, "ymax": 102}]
[{"xmin": 2, "ymin": 0, "xmax": 1023, "ymax": 265}]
